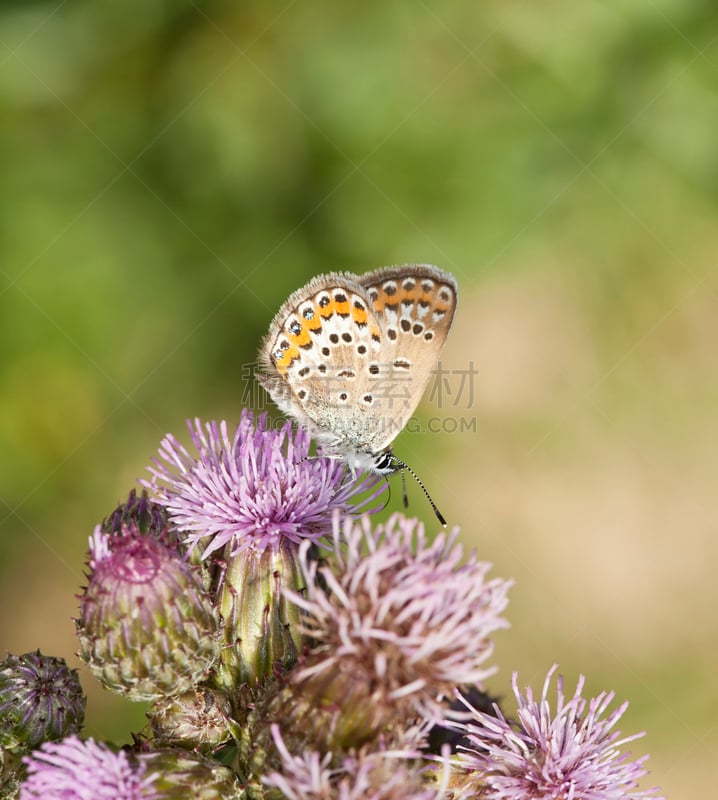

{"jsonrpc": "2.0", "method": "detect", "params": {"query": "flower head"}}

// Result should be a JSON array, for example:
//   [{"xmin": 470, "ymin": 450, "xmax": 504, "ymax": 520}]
[
  {"xmin": 453, "ymin": 665, "xmax": 663, "ymax": 800},
  {"xmin": 280, "ymin": 514, "xmax": 511, "ymax": 748},
  {"xmin": 145, "ymin": 411, "xmax": 381, "ymax": 560},
  {"xmin": 0, "ymin": 651, "xmax": 85, "ymax": 756},
  {"xmin": 19, "ymin": 736, "xmax": 241, "ymax": 800},
  {"xmin": 77, "ymin": 525, "xmax": 218, "ymax": 702},
  {"xmin": 262, "ymin": 725, "xmax": 444, "ymax": 800},
  {"xmin": 20, "ymin": 736, "xmax": 157, "ymax": 800}
]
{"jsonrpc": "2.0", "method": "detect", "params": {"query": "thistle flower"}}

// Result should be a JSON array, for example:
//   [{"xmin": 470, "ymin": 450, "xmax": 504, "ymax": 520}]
[
  {"xmin": 20, "ymin": 737, "xmax": 157, "ymax": 800},
  {"xmin": 426, "ymin": 686, "xmax": 503, "ymax": 755},
  {"xmin": 452, "ymin": 665, "xmax": 663, "ymax": 800},
  {"xmin": 262, "ymin": 725, "xmax": 445, "ymax": 800},
  {"xmin": 76, "ymin": 525, "xmax": 219, "ymax": 702},
  {"xmin": 145, "ymin": 411, "xmax": 381, "ymax": 560},
  {"xmin": 144, "ymin": 411, "xmax": 382, "ymax": 687},
  {"xmin": 269, "ymin": 514, "xmax": 511, "ymax": 752},
  {"xmin": 19, "ymin": 736, "xmax": 242, "ymax": 800},
  {"xmin": 0, "ymin": 651, "xmax": 85, "ymax": 755}
]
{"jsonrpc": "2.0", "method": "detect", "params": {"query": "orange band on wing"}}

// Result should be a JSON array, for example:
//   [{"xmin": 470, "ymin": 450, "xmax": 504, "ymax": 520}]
[
  {"xmin": 372, "ymin": 296, "xmax": 400, "ymax": 312},
  {"xmin": 305, "ymin": 307, "xmax": 322, "ymax": 330},
  {"xmin": 274, "ymin": 344, "xmax": 300, "ymax": 374},
  {"xmin": 289, "ymin": 328, "xmax": 312, "ymax": 348},
  {"xmin": 351, "ymin": 305, "xmax": 368, "ymax": 325},
  {"xmin": 334, "ymin": 297, "xmax": 350, "ymax": 316},
  {"xmin": 319, "ymin": 299, "xmax": 335, "ymax": 318}
]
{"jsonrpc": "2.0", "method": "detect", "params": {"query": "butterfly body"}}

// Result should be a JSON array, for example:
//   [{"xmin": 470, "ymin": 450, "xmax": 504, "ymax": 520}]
[{"xmin": 257, "ymin": 265, "xmax": 458, "ymax": 476}]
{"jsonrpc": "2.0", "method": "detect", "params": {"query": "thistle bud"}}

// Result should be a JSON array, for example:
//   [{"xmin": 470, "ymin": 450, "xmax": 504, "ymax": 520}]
[
  {"xmin": 101, "ymin": 489, "xmax": 211, "ymax": 590},
  {"xmin": 136, "ymin": 747, "xmax": 243, "ymax": 799},
  {"xmin": 149, "ymin": 687, "xmax": 236, "ymax": 753},
  {"xmin": 102, "ymin": 489, "xmax": 170, "ymax": 540},
  {"xmin": 76, "ymin": 525, "xmax": 219, "ymax": 702},
  {"xmin": 214, "ymin": 543, "xmax": 305, "ymax": 690},
  {"xmin": 0, "ymin": 651, "xmax": 85, "ymax": 755}
]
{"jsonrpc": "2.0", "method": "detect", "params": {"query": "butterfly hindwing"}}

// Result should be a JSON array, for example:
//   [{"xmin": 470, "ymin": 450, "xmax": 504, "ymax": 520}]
[{"xmin": 357, "ymin": 265, "xmax": 458, "ymax": 445}]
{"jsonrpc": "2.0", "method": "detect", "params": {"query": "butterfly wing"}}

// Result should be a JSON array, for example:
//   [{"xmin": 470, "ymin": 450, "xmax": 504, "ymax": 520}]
[
  {"xmin": 258, "ymin": 273, "xmax": 393, "ymax": 456},
  {"xmin": 257, "ymin": 265, "xmax": 458, "ymax": 462},
  {"xmin": 356, "ymin": 264, "xmax": 458, "ymax": 448}
]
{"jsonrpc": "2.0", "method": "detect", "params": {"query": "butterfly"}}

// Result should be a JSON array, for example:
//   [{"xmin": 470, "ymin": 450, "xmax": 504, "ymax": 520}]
[{"xmin": 257, "ymin": 265, "xmax": 458, "ymax": 522}]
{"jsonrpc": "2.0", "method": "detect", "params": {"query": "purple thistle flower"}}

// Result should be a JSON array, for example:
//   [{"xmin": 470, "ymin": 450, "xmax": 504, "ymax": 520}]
[
  {"xmin": 281, "ymin": 514, "xmax": 511, "ymax": 746},
  {"xmin": 453, "ymin": 665, "xmax": 664, "ymax": 800},
  {"xmin": 20, "ymin": 736, "xmax": 242, "ymax": 800},
  {"xmin": 20, "ymin": 736, "xmax": 158, "ymax": 800},
  {"xmin": 262, "ymin": 725, "xmax": 445, "ymax": 800},
  {"xmin": 144, "ymin": 410, "xmax": 382, "ymax": 559}
]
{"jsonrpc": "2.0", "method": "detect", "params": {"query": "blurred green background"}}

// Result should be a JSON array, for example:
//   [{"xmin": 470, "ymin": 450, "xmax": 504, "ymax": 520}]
[{"xmin": 1, "ymin": 1, "xmax": 716, "ymax": 795}]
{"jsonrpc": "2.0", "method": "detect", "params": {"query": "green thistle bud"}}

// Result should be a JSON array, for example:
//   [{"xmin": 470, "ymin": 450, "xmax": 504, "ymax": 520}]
[
  {"xmin": 149, "ymin": 687, "xmax": 237, "ymax": 753},
  {"xmin": 0, "ymin": 650, "xmax": 85, "ymax": 755},
  {"xmin": 135, "ymin": 748, "xmax": 244, "ymax": 799},
  {"xmin": 214, "ymin": 542, "xmax": 305, "ymax": 691},
  {"xmin": 77, "ymin": 525, "xmax": 219, "ymax": 702}
]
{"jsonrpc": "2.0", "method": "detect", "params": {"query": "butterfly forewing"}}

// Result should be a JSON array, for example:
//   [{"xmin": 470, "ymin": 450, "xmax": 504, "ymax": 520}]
[{"xmin": 258, "ymin": 273, "xmax": 388, "ymax": 452}]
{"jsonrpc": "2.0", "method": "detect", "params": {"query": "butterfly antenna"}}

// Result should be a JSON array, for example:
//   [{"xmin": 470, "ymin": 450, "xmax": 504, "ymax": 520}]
[
  {"xmin": 400, "ymin": 467, "xmax": 409, "ymax": 509},
  {"xmin": 392, "ymin": 456, "xmax": 446, "ymax": 527}
]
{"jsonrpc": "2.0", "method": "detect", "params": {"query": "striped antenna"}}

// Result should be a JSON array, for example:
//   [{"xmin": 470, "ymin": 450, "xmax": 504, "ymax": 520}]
[{"xmin": 391, "ymin": 455, "xmax": 446, "ymax": 527}]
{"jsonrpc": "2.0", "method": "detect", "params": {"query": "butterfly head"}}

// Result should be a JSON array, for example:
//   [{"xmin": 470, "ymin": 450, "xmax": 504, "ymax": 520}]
[{"xmin": 370, "ymin": 450, "xmax": 401, "ymax": 476}]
